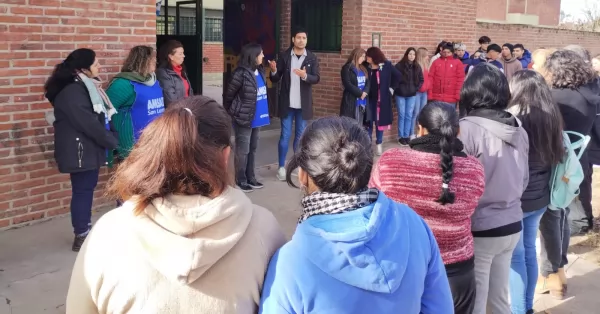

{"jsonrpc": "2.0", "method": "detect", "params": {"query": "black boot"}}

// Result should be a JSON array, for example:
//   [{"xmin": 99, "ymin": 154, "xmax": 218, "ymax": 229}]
[{"xmin": 72, "ymin": 233, "xmax": 88, "ymax": 252}]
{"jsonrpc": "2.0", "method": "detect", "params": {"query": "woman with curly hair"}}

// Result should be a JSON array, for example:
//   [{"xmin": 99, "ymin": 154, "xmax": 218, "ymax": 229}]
[
  {"xmin": 536, "ymin": 49, "xmax": 599, "ymax": 299},
  {"xmin": 107, "ymin": 45, "xmax": 164, "ymax": 162}
]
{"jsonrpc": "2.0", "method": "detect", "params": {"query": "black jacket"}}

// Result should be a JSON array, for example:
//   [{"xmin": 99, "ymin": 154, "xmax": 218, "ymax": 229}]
[
  {"xmin": 51, "ymin": 80, "xmax": 119, "ymax": 173},
  {"xmin": 339, "ymin": 62, "xmax": 370, "ymax": 119},
  {"xmin": 393, "ymin": 61, "xmax": 423, "ymax": 97},
  {"xmin": 521, "ymin": 157, "xmax": 552, "ymax": 212},
  {"xmin": 224, "ymin": 66, "xmax": 267, "ymax": 127},
  {"xmin": 586, "ymin": 78, "xmax": 600, "ymax": 165},
  {"xmin": 552, "ymin": 81, "xmax": 600, "ymax": 144},
  {"xmin": 270, "ymin": 47, "xmax": 320, "ymax": 120}
]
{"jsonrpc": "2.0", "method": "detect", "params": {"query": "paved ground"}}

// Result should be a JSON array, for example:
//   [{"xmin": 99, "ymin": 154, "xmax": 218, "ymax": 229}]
[{"xmin": 0, "ymin": 100, "xmax": 599, "ymax": 313}]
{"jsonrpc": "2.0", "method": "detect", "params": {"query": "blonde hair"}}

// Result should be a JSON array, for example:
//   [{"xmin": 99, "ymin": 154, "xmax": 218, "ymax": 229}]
[
  {"xmin": 417, "ymin": 47, "xmax": 429, "ymax": 71},
  {"xmin": 531, "ymin": 48, "xmax": 556, "ymax": 77}
]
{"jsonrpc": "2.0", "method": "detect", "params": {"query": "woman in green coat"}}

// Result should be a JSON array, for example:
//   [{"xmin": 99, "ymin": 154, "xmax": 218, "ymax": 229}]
[{"xmin": 106, "ymin": 46, "xmax": 165, "ymax": 163}]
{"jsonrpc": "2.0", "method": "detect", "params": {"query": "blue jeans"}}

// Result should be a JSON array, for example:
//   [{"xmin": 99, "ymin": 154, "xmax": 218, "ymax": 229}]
[
  {"xmin": 414, "ymin": 92, "xmax": 427, "ymax": 126},
  {"xmin": 278, "ymin": 108, "xmax": 306, "ymax": 167},
  {"xmin": 509, "ymin": 206, "xmax": 547, "ymax": 314},
  {"xmin": 70, "ymin": 169, "xmax": 99, "ymax": 235},
  {"xmin": 366, "ymin": 121, "xmax": 383, "ymax": 144},
  {"xmin": 395, "ymin": 96, "xmax": 417, "ymax": 138}
]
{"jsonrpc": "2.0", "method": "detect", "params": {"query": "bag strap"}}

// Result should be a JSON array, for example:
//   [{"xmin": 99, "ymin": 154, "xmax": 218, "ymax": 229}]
[{"xmin": 563, "ymin": 131, "xmax": 591, "ymax": 159}]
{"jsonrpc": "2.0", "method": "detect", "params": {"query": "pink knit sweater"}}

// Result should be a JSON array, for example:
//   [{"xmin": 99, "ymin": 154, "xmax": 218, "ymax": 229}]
[{"xmin": 370, "ymin": 148, "xmax": 485, "ymax": 266}]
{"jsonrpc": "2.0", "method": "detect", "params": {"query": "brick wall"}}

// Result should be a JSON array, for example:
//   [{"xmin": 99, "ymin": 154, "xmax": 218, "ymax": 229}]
[
  {"xmin": 0, "ymin": 0, "xmax": 156, "ymax": 229},
  {"xmin": 476, "ymin": 22, "xmax": 600, "ymax": 55},
  {"xmin": 202, "ymin": 42, "xmax": 223, "ymax": 75}
]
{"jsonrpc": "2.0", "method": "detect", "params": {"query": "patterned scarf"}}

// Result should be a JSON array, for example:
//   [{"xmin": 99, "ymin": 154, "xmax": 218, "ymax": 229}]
[
  {"xmin": 299, "ymin": 188, "xmax": 379, "ymax": 223},
  {"xmin": 77, "ymin": 72, "xmax": 117, "ymax": 121}
]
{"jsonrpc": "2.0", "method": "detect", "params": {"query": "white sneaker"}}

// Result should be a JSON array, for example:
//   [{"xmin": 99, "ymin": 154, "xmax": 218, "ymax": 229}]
[
  {"xmin": 376, "ymin": 144, "xmax": 383, "ymax": 156},
  {"xmin": 276, "ymin": 167, "xmax": 286, "ymax": 181},
  {"xmin": 409, "ymin": 134, "xmax": 416, "ymax": 140}
]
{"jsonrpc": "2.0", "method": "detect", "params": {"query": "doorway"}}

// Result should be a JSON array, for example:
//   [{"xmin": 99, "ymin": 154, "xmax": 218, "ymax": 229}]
[
  {"xmin": 223, "ymin": 0, "xmax": 279, "ymax": 117},
  {"xmin": 156, "ymin": 0, "xmax": 204, "ymax": 95}
]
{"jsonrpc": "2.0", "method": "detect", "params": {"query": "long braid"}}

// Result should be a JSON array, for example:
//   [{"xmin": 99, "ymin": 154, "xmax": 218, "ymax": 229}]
[{"xmin": 437, "ymin": 121, "xmax": 456, "ymax": 205}]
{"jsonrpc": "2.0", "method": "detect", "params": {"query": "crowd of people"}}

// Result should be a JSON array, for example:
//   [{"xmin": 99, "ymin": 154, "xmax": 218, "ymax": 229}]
[{"xmin": 43, "ymin": 28, "xmax": 600, "ymax": 314}]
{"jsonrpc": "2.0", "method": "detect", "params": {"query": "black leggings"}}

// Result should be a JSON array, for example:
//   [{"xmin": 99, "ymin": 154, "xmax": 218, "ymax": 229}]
[{"xmin": 448, "ymin": 266, "xmax": 476, "ymax": 314}]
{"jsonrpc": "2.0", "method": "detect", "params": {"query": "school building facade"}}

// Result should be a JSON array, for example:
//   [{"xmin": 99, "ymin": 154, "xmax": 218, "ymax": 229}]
[{"xmin": 0, "ymin": 0, "xmax": 599, "ymax": 230}]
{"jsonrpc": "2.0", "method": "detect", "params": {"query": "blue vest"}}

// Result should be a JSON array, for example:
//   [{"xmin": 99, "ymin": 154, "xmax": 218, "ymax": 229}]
[
  {"xmin": 251, "ymin": 71, "xmax": 270, "ymax": 128},
  {"xmin": 355, "ymin": 68, "xmax": 366, "ymax": 107},
  {"xmin": 130, "ymin": 80, "xmax": 165, "ymax": 140}
]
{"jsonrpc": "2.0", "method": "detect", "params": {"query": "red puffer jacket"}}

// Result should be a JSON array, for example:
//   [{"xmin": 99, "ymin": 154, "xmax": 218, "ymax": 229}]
[{"xmin": 428, "ymin": 56, "xmax": 465, "ymax": 103}]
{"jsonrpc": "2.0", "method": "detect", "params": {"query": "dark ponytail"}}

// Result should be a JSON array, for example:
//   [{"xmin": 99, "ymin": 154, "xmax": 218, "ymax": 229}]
[
  {"xmin": 44, "ymin": 48, "xmax": 96, "ymax": 103},
  {"xmin": 417, "ymin": 101, "xmax": 459, "ymax": 205}
]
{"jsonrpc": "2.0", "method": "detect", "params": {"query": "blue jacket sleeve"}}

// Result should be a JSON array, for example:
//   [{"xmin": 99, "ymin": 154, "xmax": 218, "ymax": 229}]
[
  {"xmin": 259, "ymin": 251, "xmax": 296, "ymax": 314},
  {"xmin": 420, "ymin": 224, "xmax": 454, "ymax": 314}
]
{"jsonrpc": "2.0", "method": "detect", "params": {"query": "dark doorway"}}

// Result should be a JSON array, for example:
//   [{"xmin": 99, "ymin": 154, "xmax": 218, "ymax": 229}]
[
  {"xmin": 223, "ymin": 0, "xmax": 279, "ymax": 117},
  {"xmin": 156, "ymin": 0, "xmax": 204, "ymax": 95}
]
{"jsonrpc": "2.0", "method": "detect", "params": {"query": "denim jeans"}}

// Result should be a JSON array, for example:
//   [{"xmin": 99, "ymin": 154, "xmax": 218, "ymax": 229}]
[
  {"xmin": 70, "ymin": 169, "xmax": 99, "ymax": 235},
  {"xmin": 234, "ymin": 122, "xmax": 260, "ymax": 184},
  {"xmin": 509, "ymin": 206, "xmax": 547, "ymax": 314},
  {"xmin": 395, "ymin": 95, "xmax": 417, "ymax": 138},
  {"xmin": 278, "ymin": 108, "xmax": 306, "ymax": 167},
  {"xmin": 414, "ymin": 92, "xmax": 428, "ymax": 127},
  {"xmin": 539, "ymin": 207, "xmax": 570, "ymax": 277},
  {"xmin": 366, "ymin": 121, "xmax": 384, "ymax": 144}
]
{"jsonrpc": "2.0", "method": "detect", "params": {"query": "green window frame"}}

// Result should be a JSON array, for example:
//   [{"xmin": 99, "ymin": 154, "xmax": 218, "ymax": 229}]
[{"xmin": 291, "ymin": 0, "xmax": 343, "ymax": 52}]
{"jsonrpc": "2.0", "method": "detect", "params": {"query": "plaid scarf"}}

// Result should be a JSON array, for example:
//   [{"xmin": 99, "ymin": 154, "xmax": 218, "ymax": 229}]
[{"xmin": 299, "ymin": 188, "xmax": 379, "ymax": 223}]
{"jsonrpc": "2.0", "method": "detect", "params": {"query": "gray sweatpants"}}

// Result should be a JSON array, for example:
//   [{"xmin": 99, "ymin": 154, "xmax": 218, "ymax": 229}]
[{"xmin": 473, "ymin": 233, "xmax": 521, "ymax": 314}]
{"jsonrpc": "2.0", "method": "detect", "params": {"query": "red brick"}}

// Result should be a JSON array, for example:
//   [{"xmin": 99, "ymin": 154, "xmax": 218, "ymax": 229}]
[
  {"xmin": 0, "ymin": 219, "xmax": 9, "ymax": 228},
  {"xmin": 0, "ymin": 16, "xmax": 27, "ymax": 24},
  {"xmin": 12, "ymin": 212, "xmax": 46, "ymax": 225},
  {"xmin": 30, "ymin": 200, "xmax": 61, "ymax": 212},
  {"xmin": 12, "ymin": 195, "xmax": 45, "ymax": 208},
  {"xmin": 0, "ymin": 209, "xmax": 28, "ymax": 220},
  {"xmin": 47, "ymin": 190, "xmax": 72, "ymax": 201},
  {"xmin": 11, "ymin": 7, "xmax": 44, "ymax": 15}
]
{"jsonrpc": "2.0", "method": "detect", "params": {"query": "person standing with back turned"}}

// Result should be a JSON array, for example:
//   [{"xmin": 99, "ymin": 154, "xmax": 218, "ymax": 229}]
[{"xmin": 269, "ymin": 28, "xmax": 320, "ymax": 181}]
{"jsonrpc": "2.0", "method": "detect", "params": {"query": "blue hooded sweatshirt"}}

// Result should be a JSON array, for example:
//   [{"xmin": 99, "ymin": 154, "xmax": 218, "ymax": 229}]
[
  {"xmin": 259, "ymin": 192, "xmax": 453, "ymax": 314},
  {"xmin": 518, "ymin": 49, "xmax": 532, "ymax": 69}
]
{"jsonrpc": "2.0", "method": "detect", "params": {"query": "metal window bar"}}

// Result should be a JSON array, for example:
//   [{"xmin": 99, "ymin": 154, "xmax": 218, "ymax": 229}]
[{"xmin": 204, "ymin": 18, "xmax": 223, "ymax": 42}]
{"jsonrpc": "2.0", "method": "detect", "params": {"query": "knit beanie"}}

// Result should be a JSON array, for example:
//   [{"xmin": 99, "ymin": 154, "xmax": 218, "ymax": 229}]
[{"xmin": 503, "ymin": 43, "xmax": 514, "ymax": 54}]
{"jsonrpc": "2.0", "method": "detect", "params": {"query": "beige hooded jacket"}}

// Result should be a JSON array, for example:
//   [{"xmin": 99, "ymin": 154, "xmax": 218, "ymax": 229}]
[{"xmin": 66, "ymin": 187, "xmax": 286, "ymax": 314}]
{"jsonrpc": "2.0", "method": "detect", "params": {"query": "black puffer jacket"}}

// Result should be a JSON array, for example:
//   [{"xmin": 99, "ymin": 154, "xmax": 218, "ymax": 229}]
[
  {"xmin": 393, "ymin": 61, "xmax": 423, "ymax": 97},
  {"xmin": 50, "ymin": 80, "xmax": 119, "ymax": 173},
  {"xmin": 224, "ymin": 66, "xmax": 267, "ymax": 127},
  {"xmin": 339, "ymin": 62, "xmax": 370, "ymax": 119}
]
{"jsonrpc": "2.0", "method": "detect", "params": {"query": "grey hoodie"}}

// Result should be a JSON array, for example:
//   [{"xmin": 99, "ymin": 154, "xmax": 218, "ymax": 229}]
[{"xmin": 458, "ymin": 114, "xmax": 529, "ymax": 233}]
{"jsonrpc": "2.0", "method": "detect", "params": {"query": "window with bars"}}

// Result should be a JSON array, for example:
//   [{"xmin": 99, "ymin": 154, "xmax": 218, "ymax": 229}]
[
  {"xmin": 156, "ymin": 15, "xmax": 223, "ymax": 42},
  {"xmin": 291, "ymin": 0, "xmax": 343, "ymax": 52},
  {"xmin": 204, "ymin": 18, "xmax": 223, "ymax": 42}
]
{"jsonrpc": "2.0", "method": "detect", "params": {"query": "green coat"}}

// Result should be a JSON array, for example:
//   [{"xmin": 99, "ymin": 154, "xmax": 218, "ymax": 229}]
[{"xmin": 106, "ymin": 72, "xmax": 156, "ymax": 166}]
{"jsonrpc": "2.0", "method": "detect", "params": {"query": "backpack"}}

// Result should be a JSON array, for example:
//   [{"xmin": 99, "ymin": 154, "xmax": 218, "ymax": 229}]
[{"xmin": 548, "ymin": 131, "xmax": 591, "ymax": 210}]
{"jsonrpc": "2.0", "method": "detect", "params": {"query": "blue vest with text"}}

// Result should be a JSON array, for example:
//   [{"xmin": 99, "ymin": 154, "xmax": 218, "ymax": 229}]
[
  {"xmin": 251, "ymin": 71, "xmax": 270, "ymax": 128},
  {"xmin": 130, "ymin": 80, "xmax": 165, "ymax": 140}
]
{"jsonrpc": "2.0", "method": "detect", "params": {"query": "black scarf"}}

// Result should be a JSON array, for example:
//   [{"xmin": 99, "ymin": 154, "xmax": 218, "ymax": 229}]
[
  {"xmin": 299, "ymin": 188, "xmax": 379, "ymax": 223},
  {"xmin": 409, "ymin": 134, "xmax": 467, "ymax": 157}
]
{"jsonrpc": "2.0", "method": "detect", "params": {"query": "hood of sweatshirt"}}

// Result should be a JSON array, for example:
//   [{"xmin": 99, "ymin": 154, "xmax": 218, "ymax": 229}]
[
  {"xmin": 113, "ymin": 72, "xmax": 157, "ymax": 86},
  {"xmin": 130, "ymin": 187, "xmax": 253, "ymax": 285},
  {"xmin": 463, "ymin": 108, "xmax": 522, "ymax": 146},
  {"xmin": 503, "ymin": 56, "xmax": 519, "ymax": 64},
  {"xmin": 579, "ymin": 80, "xmax": 600, "ymax": 108},
  {"xmin": 293, "ymin": 193, "xmax": 410, "ymax": 294}
]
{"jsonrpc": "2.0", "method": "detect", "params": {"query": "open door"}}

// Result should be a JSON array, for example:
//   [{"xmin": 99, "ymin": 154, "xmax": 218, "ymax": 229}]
[
  {"xmin": 223, "ymin": 0, "xmax": 279, "ymax": 117},
  {"xmin": 156, "ymin": 0, "xmax": 204, "ymax": 95}
]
